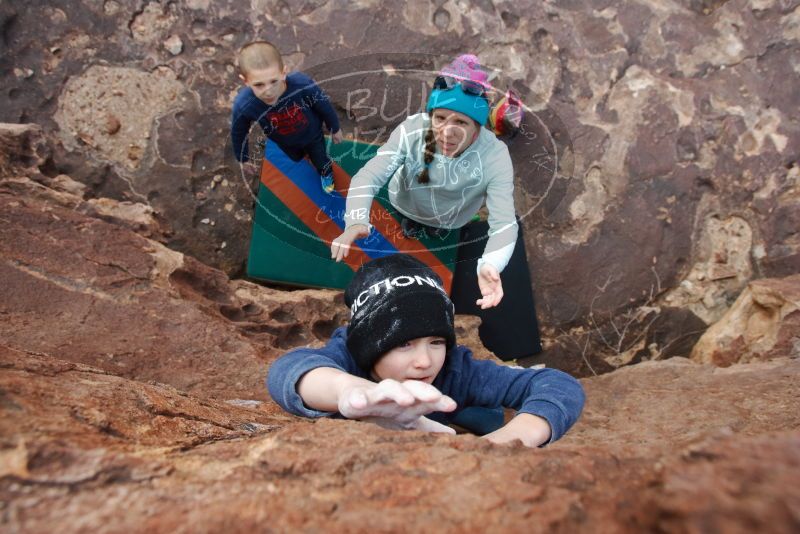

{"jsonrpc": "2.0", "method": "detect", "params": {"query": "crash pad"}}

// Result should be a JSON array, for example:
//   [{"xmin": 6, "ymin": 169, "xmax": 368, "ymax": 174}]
[{"xmin": 247, "ymin": 138, "xmax": 459, "ymax": 291}]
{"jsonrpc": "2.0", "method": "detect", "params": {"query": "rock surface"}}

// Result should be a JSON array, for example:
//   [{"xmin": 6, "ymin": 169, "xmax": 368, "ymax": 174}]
[
  {"xmin": 691, "ymin": 273, "xmax": 800, "ymax": 366},
  {"xmin": 2, "ymin": 343, "xmax": 798, "ymax": 532},
  {"xmin": 2, "ymin": 5, "xmax": 800, "ymax": 530},
  {"xmin": 1, "ymin": 152, "xmax": 799, "ymax": 531},
  {"xmin": 0, "ymin": 123, "xmax": 49, "ymax": 179},
  {"xmin": 0, "ymin": 172, "xmax": 348, "ymax": 404}
]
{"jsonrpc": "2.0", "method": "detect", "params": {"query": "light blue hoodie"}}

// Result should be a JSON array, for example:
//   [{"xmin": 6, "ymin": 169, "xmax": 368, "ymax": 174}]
[{"xmin": 344, "ymin": 113, "xmax": 518, "ymax": 272}]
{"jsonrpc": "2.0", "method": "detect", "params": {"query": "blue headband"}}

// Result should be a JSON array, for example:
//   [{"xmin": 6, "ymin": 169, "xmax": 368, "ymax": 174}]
[{"xmin": 426, "ymin": 84, "xmax": 490, "ymax": 126}]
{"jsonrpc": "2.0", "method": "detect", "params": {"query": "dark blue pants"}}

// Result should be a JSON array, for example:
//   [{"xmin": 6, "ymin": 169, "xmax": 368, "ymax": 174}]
[
  {"xmin": 279, "ymin": 135, "xmax": 332, "ymax": 177},
  {"xmin": 451, "ymin": 406, "xmax": 505, "ymax": 435}
]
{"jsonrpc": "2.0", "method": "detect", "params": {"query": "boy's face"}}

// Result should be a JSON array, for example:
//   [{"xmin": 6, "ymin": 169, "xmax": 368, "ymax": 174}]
[
  {"xmin": 240, "ymin": 64, "xmax": 287, "ymax": 105},
  {"xmin": 372, "ymin": 336, "xmax": 447, "ymax": 383}
]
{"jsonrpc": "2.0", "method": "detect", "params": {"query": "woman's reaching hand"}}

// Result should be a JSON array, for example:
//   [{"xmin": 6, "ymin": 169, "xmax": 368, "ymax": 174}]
[
  {"xmin": 331, "ymin": 224, "xmax": 370, "ymax": 262},
  {"xmin": 477, "ymin": 262, "xmax": 504, "ymax": 309}
]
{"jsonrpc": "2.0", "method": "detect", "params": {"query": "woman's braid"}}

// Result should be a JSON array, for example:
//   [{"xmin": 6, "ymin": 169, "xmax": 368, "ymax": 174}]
[{"xmin": 417, "ymin": 127, "xmax": 436, "ymax": 184}]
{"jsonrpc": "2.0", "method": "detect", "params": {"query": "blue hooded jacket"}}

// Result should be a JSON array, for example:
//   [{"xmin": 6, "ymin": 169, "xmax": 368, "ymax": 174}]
[
  {"xmin": 267, "ymin": 327, "xmax": 585, "ymax": 444},
  {"xmin": 231, "ymin": 71, "xmax": 340, "ymax": 162}
]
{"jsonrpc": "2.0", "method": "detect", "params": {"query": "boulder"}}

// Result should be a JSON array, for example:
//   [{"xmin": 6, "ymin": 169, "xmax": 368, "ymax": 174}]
[
  {"xmin": 1, "ymin": 7, "xmax": 799, "ymax": 528},
  {"xmin": 1, "ymin": 348, "xmax": 798, "ymax": 532},
  {"xmin": 691, "ymin": 274, "xmax": 800, "ymax": 366},
  {"xmin": 565, "ymin": 357, "xmax": 800, "ymax": 453},
  {"xmin": 1, "ymin": 1, "xmax": 797, "ymax": 334},
  {"xmin": 0, "ymin": 176, "xmax": 346, "ymax": 403}
]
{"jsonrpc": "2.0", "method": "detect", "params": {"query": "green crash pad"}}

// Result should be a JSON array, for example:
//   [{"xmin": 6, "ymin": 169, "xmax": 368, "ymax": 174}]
[{"xmin": 246, "ymin": 138, "xmax": 460, "ymax": 292}]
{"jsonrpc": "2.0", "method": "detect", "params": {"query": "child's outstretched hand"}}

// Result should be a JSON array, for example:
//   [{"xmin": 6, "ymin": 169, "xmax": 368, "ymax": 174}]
[
  {"xmin": 338, "ymin": 379, "xmax": 457, "ymax": 434},
  {"xmin": 331, "ymin": 130, "xmax": 344, "ymax": 144}
]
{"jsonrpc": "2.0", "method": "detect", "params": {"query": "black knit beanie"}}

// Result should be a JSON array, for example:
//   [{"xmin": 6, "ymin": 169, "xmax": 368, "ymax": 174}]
[{"xmin": 344, "ymin": 254, "xmax": 456, "ymax": 373}]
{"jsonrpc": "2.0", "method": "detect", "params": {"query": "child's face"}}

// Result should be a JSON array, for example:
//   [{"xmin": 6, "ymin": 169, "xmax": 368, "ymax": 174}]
[
  {"xmin": 241, "ymin": 65, "xmax": 287, "ymax": 105},
  {"xmin": 431, "ymin": 108, "xmax": 479, "ymax": 157},
  {"xmin": 372, "ymin": 336, "xmax": 447, "ymax": 383}
]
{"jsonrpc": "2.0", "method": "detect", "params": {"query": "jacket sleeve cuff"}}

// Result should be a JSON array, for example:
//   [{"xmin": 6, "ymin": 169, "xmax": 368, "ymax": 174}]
[
  {"xmin": 277, "ymin": 355, "xmax": 343, "ymax": 418},
  {"xmin": 343, "ymin": 208, "xmax": 373, "ymax": 233},
  {"xmin": 476, "ymin": 240, "xmax": 516, "ymax": 276},
  {"xmin": 519, "ymin": 400, "xmax": 567, "ymax": 445}
]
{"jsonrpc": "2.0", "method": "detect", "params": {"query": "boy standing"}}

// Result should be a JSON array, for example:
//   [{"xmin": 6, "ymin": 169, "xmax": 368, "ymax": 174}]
[
  {"xmin": 231, "ymin": 41, "xmax": 343, "ymax": 194},
  {"xmin": 267, "ymin": 254, "xmax": 585, "ymax": 447}
]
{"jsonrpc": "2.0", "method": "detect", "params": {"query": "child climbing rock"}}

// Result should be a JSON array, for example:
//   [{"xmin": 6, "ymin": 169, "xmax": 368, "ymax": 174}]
[{"xmin": 267, "ymin": 254, "xmax": 585, "ymax": 447}]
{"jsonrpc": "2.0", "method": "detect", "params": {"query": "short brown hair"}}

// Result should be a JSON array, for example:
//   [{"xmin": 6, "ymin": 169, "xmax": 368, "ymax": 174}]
[{"xmin": 238, "ymin": 41, "xmax": 284, "ymax": 75}]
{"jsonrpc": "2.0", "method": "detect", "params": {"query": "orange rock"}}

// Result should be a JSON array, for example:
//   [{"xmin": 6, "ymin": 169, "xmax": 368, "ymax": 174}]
[{"xmin": 691, "ymin": 274, "xmax": 800, "ymax": 366}]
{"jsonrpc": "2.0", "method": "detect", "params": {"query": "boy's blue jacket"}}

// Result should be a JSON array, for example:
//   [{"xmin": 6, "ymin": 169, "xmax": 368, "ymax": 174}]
[
  {"xmin": 230, "ymin": 71, "xmax": 340, "ymax": 162},
  {"xmin": 267, "ymin": 327, "xmax": 585, "ymax": 444}
]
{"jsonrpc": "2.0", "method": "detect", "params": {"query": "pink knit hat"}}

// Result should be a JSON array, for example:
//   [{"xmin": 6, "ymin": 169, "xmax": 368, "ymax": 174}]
[
  {"xmin": 439, "ymin": 54, "xmax": 489, "ymax": 86},
  {"xmin": 428, "ymin": 54, "xmax": 491, "ymax": 125}
]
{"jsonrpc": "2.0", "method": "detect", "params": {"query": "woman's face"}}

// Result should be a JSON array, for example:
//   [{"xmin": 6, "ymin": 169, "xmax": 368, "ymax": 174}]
[{"xmin": 431, "ymin": 108, "xmax": 480, "ymax": 157}]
